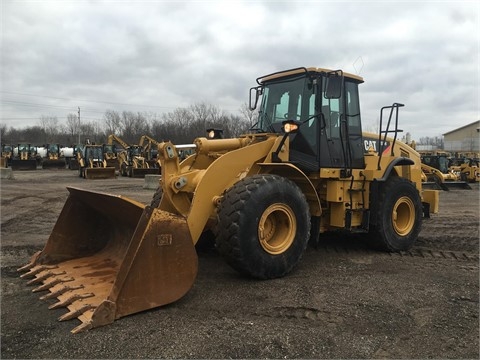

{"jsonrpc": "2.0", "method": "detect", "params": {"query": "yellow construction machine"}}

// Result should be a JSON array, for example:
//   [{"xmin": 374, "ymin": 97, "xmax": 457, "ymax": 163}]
[
  {"xmin": 19, "ymin": 67, "xmax": 439, "ymax": 333},
  {"xmin": 77, "ymin": 144, "xmax": 116, "ymax": 179},
  {"xmin": 1, "ymin": 144, "xmax": 13, "ymax": 168},
  {"xmin": 108, "ymin": 134, "xmax": 160, "ymax": 178},
  {"xmin": 420, "ymin": 154, "xmax": 471, "ymax": 190},
  {"xmin": 42, "ymin": 143, "xmax": 66, "ymax": 169},
  {"xmin": 102, "ymin": 143, "xmax": 120, "ymax": 170},
  {"xmin": 449, "ymin": 157, "xmax": 480, "ymax": 183},
  {"xmin": 11, "ymin": 143, "xmax": 38, "ymax": 170},
  {"xmin": 138, "ymin": 135, "xmax": 162, "ymax": 169}
]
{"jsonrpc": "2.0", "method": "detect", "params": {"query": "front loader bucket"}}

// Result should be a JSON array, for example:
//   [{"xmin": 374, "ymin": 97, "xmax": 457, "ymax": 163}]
[
  {"xmin": 85, "ymin": 167, "xmax": 116, "ymax": 179},
  {"xmin": 422, "ymin": 181, "xmax": 449, "ymax": 191},
  {"xmin": 444, "ymin": 181, "xmax": 472, "ymax": 190},
  {"xmin": 42, "ymin": 159, "xmax": 66, "ymax": 169},
  {"xmin": 131, "ymin": 168, "xmax": 160, "ymax": 178},
  {"xmin": 18, "ymin": 187, "xmax": 198, "ymax": 333},
  {"xmin": 11, "ymin": 159, "xmax": 37, "ymax": 170},
  {"xmin": 105, "ymin": 159, "xmax": 120, "ymax": 170}
]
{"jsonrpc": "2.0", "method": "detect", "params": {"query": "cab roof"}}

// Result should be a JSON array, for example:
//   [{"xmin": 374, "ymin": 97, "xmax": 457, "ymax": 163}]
[{"xmin": 257, "ymin": 67, "xmax": 364, "ymax": 84}]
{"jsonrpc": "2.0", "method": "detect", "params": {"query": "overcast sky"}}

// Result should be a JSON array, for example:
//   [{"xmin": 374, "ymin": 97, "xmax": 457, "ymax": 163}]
[{"xmin": 1, "ymin": 0, "xmax": 478, "ymax": 140}]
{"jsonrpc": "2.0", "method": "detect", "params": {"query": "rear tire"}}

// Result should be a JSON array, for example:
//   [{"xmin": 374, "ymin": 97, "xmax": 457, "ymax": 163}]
[
  {"xmin": 369, "ymin": 177, "xmax": 422, "ymax": 251},
  {"xmin": 215, "ymin": 174, "xmax": 310, "ymax": 279}
]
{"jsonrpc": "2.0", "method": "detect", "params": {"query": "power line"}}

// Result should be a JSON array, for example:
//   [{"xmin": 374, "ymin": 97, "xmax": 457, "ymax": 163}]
[
  {"xmin": 1, "ymin": 99, "xmax": 131, "ymax": 113},
  {"xmin": 0, "ymin": 91, "xmax": 178, "ymax": 109}
]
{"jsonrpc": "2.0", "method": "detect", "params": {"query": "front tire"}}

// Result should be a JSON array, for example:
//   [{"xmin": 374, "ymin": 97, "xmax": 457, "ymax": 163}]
[
  {"xmin": 369, "ymin": 177, "xmax": 422, "ymax": 251},
  {"xmin": 121, "ymin": 163, "xmax": 128, "ymax": 177},
  {"xmin": 215, "ymin": 174, "xmax": 310, "ymax": 279}
]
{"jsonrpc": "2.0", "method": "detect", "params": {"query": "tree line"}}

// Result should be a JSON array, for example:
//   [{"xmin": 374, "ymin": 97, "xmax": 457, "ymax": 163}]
[
  {"xmin": 1, "ymin": 102, "xmax": 444, "ymax": 148},
  {"xmin": 0, "ymin": 102, "xmax": 258, "ymax": 147}
]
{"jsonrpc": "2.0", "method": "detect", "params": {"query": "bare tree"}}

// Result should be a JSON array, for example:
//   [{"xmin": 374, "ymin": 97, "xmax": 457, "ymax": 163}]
[
  {"xmin": 239, "ymin": 102, "xmax": 258, "ymax": 128},
  {"xmin": 224, "ymin": 114, "xmax": 251, "ymax": 137},
  {"xmin": 418, "ymin": 136, "xmax": 444, "ymax": 147},
  {"xmin": 65, "ymin": 113, "xmax": 80, "ymax": 139},
  {"xmin": 0, "ymin": 124, "xmax": 7, "ymax": 143},
  {"xmin": 103, "ymin": 110, "xmax": 122, "ymax": 136},
  {"xmin": 38, "ymin": 115, "xmax": 59, "ymax": 144},
  {"xmin": 161, "ymin": 108, "xmax": 196, "ymax": 143}
]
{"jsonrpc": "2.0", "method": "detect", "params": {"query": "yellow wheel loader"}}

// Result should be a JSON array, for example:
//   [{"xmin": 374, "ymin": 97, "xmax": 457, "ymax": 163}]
[
  {"xmin": 19, "ymin": 67, "xmax": 439, "ymax": 333},
  {"xmin": 77, "ymin": 145, "xmax": 116, "ymax": 179}
]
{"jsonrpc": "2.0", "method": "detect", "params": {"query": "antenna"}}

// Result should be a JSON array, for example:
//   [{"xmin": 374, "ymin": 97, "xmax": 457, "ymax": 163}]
[{"xmin": 353, "ymin": 57, "xmax": 364, "ymax": 75}]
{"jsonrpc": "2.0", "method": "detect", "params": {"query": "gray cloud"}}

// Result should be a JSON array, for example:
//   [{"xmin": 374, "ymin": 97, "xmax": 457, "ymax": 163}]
[{"xmin": 1, "ymin": 0, "xmax": 478, "ymax": 140}]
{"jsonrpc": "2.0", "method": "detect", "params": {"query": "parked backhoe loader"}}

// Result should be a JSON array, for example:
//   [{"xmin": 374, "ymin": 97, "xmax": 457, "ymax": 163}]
[
  {"xmin": 138, "ymin": 135, "xmax": 161, "ymax": 169},
  {"xmin": 42, "ymin": 143, "xmax": 66, "ymax": 169},
  {"xmin": 77, "ymin": 144, "xmax": 116, "ymax": 179},
  {"xmin": 102, "ymin": 144, "xmax": 120, "ymax": 170},
  {"xmin": 11, "ymin": 143, "xmax": 38, "ymax": 170},
  {"xmin": 63, "ymin": 145, "xmax": 80, "ymax": 170},
  {"xmin": 19, "ymin": 67, "xmax": 439, "ymax": 333},
  {"xmin": 1, "ymin": 144, "xmax": 13, "ymax": 168},
  {"xmin": 108, "ymin": 134, "xmax": 160, "ymax": 177}
]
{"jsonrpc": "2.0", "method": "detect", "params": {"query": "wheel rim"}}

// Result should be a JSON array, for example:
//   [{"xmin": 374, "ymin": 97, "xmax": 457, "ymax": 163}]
[
  {"xmin": 258, "ymin": 203, "xmax": 296, "ymax": 255},
  {"xmin": 392, "ymin": 196, "xmax": 415, "ymax": 236}
]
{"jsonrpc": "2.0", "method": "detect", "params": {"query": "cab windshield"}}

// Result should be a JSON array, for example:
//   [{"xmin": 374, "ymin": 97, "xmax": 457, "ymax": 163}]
[
  {"xmin": 258, "ymin": 74, "xmax": 315, "ymax": 133},
  {"xmin": 87, "ymin": 147, "xmax": 103, "ymax": 160}
]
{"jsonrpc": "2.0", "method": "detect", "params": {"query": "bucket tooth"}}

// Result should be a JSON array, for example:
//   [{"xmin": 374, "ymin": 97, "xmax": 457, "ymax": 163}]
[
  {"xmin": 58, "ymin": 304, "xmax": 95, "ymax": 322},
  {"xmin": 32, "ymin": 277, "xmax": 74, "ymax": 293},
  {"xmin": 49, "ymin": 293, "xmax": 95, "ymax": 310},
  {"xmin": 17, "ymin": 262, "xmax": 35, "ymax": 273},
  {"xmin": 20, "ymin": 265, "xmax": 57, "ymax": 279},
  {"xmin": 39, "ymin": 284, "xmax": 83, "ymax": 300},
  {"xmin": 26, "ymin": 270, "xmax": 66, "ymax": 285},
  {"xmin": 17, "ymin": 262, "xmax": 35, "ymax": 272},
  {"xmin": 17, "ymin": 251, "xmax": 42, "ymax": 273},
  {"xmin": 71, "ymin": 321, "xmax": 93, "ymax": 334}
]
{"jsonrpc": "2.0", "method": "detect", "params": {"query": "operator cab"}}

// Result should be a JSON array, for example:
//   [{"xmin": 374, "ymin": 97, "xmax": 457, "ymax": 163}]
[{"xmin": 251, "ymin": 67, "xmax": 365, "ymax": 175}]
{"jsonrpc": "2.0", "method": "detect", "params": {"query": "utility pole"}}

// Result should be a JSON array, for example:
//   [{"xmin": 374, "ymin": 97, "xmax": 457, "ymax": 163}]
[{"xmin": 78, "ymin": 107, "xmax": 81, "ymax": 145}]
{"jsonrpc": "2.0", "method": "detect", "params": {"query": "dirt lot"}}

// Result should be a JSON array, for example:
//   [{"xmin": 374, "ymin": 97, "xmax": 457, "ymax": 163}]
[{"xmin": 1, "ymin": 169, "xmax": 479, "ymax": 359}]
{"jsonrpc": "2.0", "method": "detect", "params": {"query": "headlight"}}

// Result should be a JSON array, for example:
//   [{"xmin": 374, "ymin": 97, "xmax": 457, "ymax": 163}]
[{"xmin": 282, "ymin": 120, "xmax": 300, "ymax": 134}]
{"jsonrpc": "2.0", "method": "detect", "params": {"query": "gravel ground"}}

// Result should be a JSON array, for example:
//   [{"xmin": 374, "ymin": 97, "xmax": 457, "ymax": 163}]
[{"xmin": 1, "ymin": 169, "xmax": 479, "ymax": 359}]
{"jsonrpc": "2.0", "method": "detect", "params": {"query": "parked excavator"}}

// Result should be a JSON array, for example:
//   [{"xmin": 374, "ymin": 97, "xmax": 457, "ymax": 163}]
[
  {"xmin": 19, "ymin": 67, "xmax": 439, "ymax": 333},
  {"xmin": 11, "ymin": 143, "xmax": 38, "ymax": 170},
  {"xmin": 77, "ymin": 144, "xmax": 116, "ymax": 179},
  {"xmin": 108, "ymin": 134, "xmax": 160, "ymax": 177},
  {"xmin": 42, "ymin": 143, "xmax": 66, "ymax": 169}
]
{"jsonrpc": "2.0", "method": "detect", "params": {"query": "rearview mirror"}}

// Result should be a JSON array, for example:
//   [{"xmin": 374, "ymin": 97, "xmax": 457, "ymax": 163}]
[
  {"xmin": 249, "ymin": 86, "xmax": 262, "ymax": 110},
  {"xmin": 325, "ymin": 72, "xmax": 343, "ymax": 99}
]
